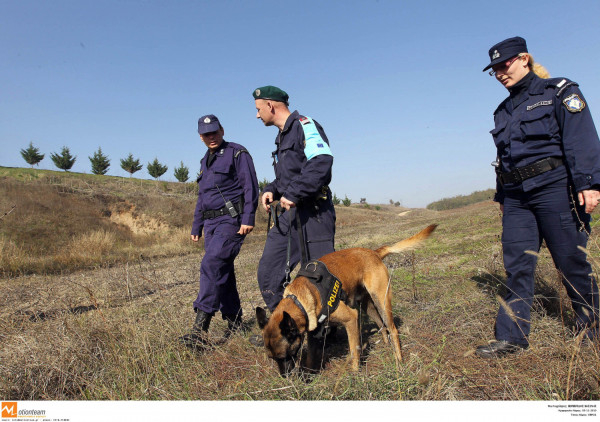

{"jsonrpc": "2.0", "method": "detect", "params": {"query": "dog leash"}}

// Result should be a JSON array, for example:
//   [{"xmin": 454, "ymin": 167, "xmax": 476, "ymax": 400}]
[{"xmin": 267, "ymin": 202, "xmax": 308, "ymax": 286}]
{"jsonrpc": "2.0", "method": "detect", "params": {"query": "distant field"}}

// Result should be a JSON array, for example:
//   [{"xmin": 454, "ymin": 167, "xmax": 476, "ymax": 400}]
[{"xmin": 1, "ymin": 167, "xmax": 598, "ymax": 401}]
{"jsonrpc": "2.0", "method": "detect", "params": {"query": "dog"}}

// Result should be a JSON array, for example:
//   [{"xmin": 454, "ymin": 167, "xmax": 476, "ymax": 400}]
[{"xmin": 256, "ymin": 224, "xmax": 437, "ymax": 376}]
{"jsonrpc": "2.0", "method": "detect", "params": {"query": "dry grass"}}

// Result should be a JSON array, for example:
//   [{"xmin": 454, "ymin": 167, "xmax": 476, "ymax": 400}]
[{"xmin": 0, "ymin": 167, "xmax": 599, "ymax": 401}]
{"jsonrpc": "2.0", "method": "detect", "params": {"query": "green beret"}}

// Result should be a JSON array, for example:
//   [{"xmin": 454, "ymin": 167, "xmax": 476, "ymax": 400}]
[{"xmin": 252, "ymin": 85, "xmax": 289, "ymax": 105}]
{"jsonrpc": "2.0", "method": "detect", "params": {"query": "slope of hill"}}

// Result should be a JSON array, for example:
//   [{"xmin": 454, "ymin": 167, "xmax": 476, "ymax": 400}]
[
  {"xmin": 426, "ymin": 189, "xmax": 496, "ymax": 211},
  {"xmin": 1, "ymin": 167, "xmax": 598, "ymax": 401}
]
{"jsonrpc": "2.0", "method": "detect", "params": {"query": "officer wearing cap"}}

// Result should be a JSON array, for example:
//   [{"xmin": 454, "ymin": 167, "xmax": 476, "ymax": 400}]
[
  {"xmin": 252, "ymin": 85, "xmax": 336, "ymax": 312},
  {"xmin": 180, "ymin": 114, "xmax": 259, "ymax": 349},
  {"xmin": 476, "ymin": 37, "xmax": 600, "ymax": 358}
]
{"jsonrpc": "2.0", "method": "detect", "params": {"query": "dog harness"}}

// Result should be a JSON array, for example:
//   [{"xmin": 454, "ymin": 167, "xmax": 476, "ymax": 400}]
[{"xmin": 296, "ymin": 260, "xmax": 347, "ymax": 325}]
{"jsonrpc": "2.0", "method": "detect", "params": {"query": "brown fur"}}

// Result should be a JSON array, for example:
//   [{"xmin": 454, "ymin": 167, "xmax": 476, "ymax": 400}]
[{"xmin": 256, "ymin": 224, "xmax": 437, "ymax": 376}]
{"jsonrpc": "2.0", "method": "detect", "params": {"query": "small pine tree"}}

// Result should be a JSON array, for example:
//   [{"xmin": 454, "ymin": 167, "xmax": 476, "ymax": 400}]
[
  {"xmin": 120, "ymin": 153, "xmax": 143, "ymax": 177},
  {"xmin": 173, "ymin": 161, "xmax": 189, "ymax": 182},
  {"xmin": 50, "ymin": 146, "xmax": 76, "ymax": 171},
  {"xmin": 342, "ymin": 195, "xmax": 352, "ymax": 207},
  {"xmin": 147, "ymin": 158, "xmax": 168, "ymax": 180},
  {"xmin": 332, "ymin": 193, "xmax": 341, "ymax": 205},
  {"xmin": 89, "ymin": 147, "xmax": 110, "ymax": 175},
  {"xmin": 20, "ymin": 142, "xmax": 45, "ymax": 167},
  {"xmin": 258, "ymin": 178, "xmax": 270, "ymax": 192}
]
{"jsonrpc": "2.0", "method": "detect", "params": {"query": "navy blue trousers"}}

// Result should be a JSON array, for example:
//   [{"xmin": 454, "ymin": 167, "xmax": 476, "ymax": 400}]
[
  {"xmin": 257, "ymin": 201, "xmax": 335, "ymax": 311},
  {"xmin": 193, "ymin": 215, "xmax": 245, "ymax": 318},
  {"xmin": 497, "ymin": 177, "xmax": 599, "ymax": 344}
]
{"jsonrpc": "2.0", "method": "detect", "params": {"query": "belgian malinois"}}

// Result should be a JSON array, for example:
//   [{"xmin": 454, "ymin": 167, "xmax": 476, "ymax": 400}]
[{"xmin": 256, "ymin": 224, "xmax": 437, "ymax": 376}]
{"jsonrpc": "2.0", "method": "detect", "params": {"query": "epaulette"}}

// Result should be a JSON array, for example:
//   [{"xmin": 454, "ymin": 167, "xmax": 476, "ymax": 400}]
[
  {"xmin": 234, "ymin": 149, "xmax": 248, "ymax": 159},
  {"xmin": 546, "ymin": 77, "xmax": 579, "ymax": 98}
]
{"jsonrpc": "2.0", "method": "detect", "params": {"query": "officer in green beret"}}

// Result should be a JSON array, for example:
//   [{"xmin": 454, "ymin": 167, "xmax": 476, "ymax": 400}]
[{"xmin": 252, "ymin": 85, "xmax": 336, "ymax": 323}]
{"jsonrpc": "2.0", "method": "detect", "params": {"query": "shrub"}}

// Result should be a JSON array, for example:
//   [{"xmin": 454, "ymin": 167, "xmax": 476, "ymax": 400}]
[
  {"xmin": 89, "ymin": 147, "xmax": 110, "ymax": 175},
  {"xmin": 50, "ymin": 146, "xmax": 76, "ymax": 171},
  {"xmin": 20, "ymin": 142, "xmax": 44, "ymax": 167},
  {"xmin": 120, "ymin": 153, "xmax": 143, "ymax": 177},
  {"xmin": 147, "ymin": 158, "xmax": 168, "ymax": 180},
  {"xmin": 332, "ymin": 193, "xmax": 341, "ymax": 205},
  {"xmin": 173, "ymin": 162, "xmax": 189, "ymax": 182}
]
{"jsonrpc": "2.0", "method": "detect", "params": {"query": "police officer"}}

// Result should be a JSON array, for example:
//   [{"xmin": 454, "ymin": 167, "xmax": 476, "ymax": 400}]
[
  {"xmin": 180, "ymin": 114, "xmax": 259, "ymax": 349},
  {"xmin": 253, "ymin": 85, "xmax": 336, "ymax": 312},
  {"xmin": 476, "ymin": 37, "xmax": 600, "ymax": 358}
]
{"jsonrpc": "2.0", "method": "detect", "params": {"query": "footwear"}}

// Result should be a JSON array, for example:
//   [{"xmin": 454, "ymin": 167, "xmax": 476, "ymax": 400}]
[
  {"xmin": 222, "ymin": 312, "xmax": 244, "ymax": 339},
  {"xmin": 249, "ymin": 334, "xmax": 264, "ymax": 347},
  {"xmin": 475, "ymin": 340, "xmax": 528, "ymax": 358},
  {"xmin": 179, "ymin": 310, "xmax": 213, "ymax": 350}
]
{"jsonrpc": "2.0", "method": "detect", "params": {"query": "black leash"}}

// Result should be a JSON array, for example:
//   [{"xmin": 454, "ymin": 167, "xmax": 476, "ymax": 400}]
[{"xmin": 266, "ymin": 201, "xmax": 309, "ymax": 286}]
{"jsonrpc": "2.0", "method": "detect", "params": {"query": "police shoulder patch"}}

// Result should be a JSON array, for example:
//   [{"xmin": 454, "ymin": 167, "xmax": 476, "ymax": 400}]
[{"xmin": 563, "ymin": 94, "xmax": 586, "ymax": 113}]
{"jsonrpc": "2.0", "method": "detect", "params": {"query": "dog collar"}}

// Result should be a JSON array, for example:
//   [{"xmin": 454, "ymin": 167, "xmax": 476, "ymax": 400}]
[{"xmin": 284, "ymin": 294, "xmax": 309, "ymax": 326}]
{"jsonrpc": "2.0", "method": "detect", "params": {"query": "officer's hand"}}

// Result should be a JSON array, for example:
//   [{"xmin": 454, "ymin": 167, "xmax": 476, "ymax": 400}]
[
  {"xmin": 238, "ymin": 225, "xmax": 254, "ymax": 235},
  {"xmin": 279, "ymin": 196, "xmax": 296, "ymax": 210},
  {"xmin": 262, "ymin": 192, "xmax": 274, "ymax": 212},
  {"xmin": 578, "ymin": 189, "xmax": 600, "ymax": 213},
  {"xmin": 190, "ymin": 235, "xmax": 200, "ymax": 242},
  {"xmin": 499, "ymin": 204, "xmax": 504, "ymax": 214}
]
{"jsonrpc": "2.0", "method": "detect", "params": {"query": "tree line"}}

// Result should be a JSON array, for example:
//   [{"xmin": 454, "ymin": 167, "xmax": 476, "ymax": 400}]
[
  {"xmin": 19, "ymin": 142, "xmax": 190, "ymax": 182},
  {"xmin": 21, "ymin": 143, "xmax": 356, "ymax": 204}
]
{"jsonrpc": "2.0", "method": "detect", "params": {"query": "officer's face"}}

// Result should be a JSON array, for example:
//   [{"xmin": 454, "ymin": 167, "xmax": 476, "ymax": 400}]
[
  {"xmin": 493, "ymin": 54, "xmax": 529, "ymax": 89},
  {"xmin": 255, "ymin": 99, "xmax": 274, "ymax": 126},
  {"xmin": 200, "ymin": 128, "xmax": 224, "ymax": 152}
]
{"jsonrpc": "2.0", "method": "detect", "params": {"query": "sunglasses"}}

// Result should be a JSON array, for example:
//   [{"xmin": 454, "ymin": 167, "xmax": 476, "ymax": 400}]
[{"xmin": 489, "ymin": 55, "xmax": 521, "ymax": 76}]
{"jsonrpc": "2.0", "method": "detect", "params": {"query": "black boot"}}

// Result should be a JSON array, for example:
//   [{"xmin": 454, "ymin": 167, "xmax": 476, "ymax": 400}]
[
  {"xmin": 180, "ymin": 310, "xmax": 213, "ymax": 350},
  {"xmin": 475, "ymin": 340, "xmax": 528, "ymax": 358},
  {"xmin": 222, "ymin": 312, "xmax": 244, "ymax": 340}
]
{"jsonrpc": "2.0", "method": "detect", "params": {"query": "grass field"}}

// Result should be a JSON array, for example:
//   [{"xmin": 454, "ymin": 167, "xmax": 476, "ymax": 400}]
[{"xmin": 0, "ymin": 167, "xmax": 598, "ymax": 401}]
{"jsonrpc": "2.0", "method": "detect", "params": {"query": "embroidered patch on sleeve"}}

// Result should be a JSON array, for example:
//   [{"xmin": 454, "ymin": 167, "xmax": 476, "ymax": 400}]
[
  {"xmin": 563, "ymin": 94, "xmax": 586, "ymax": 113},
  {"xmin": 300, "ymin": 116, "xmax": 333, "ymax": 160}
]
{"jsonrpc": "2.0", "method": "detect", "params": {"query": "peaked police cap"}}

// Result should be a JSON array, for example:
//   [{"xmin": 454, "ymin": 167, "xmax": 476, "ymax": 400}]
[
  {"xmin": 197, "ymin": 114, "xmax": 221, "ymax": 135},
  {"xmin": 483, "ymin": 36, "xmax": 528, "ymax": 72}
]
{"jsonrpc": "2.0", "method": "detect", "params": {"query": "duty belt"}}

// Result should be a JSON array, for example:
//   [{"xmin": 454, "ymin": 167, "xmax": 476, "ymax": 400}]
[
  {"xmin": 202, "ymin": 201, "xmax": 242, "ymax": 219},
  {"xmin": 498, "ymin": 157, "xmax": 564, "ymax": 185}
]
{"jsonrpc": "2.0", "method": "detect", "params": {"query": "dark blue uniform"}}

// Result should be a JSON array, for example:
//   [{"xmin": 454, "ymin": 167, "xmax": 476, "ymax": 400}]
[
  {"xmin": 258, "ymin": 111, "xmax": 336, "ymax": 311},
  {"xmin": 491, "ymin": 72, "xmax": 600, "ymax": 343},
  {"xmin": 191, "ymin": 141, "xmax": 259, "ymax": 319}
]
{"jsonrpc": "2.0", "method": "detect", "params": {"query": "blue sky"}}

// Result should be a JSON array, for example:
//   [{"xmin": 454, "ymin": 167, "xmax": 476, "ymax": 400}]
[{"xmin": 2, "ymin": 0, "xmax": 599, "ymax": 208}]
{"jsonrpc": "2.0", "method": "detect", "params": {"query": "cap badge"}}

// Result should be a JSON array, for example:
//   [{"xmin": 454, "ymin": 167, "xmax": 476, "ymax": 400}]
[
  {"xmin": 563, "ymin": 94, "xmax": 585, "ymax": 113},
  {"xmin": 255, "ymin": 89, "xmax": 261, "ymax": 96},
  {"xmin": 492, "ymin": 50, "xmax": 500, "ymax": 59},
  {"xmin": 204, "ymin": 117, "xmax": 211, "ymax": 124}
]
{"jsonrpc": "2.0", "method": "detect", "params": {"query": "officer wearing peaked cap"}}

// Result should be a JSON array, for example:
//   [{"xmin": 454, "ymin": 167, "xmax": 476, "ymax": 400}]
[
  {"xmin": 180, "ymin": 114, "xmax": 259, "ymax": 349},
  {"xmin": 252, "ymin": 85, "xmax": 336, "ymax": 313},
  {"xmin": 476, "ymin": 37, "xmax": 600, "ymax": 358}
]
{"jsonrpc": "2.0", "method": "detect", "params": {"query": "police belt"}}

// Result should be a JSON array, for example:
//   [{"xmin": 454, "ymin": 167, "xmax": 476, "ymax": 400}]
[
  {"xmin": 202, "ymin": 201, "xmax": 242, "ymax": 220},
  {"xmin": 498, "ymin": 157, "xmax": 564, "ymax": 185}
]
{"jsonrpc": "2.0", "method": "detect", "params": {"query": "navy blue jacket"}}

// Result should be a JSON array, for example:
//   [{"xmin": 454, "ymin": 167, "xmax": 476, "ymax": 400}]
[
  {"xmin": 264, "ymin": 110, "xmax": 333, "ymax": 205},
  {"xmin": 191, "ymin": 141, "xmax": 259, "ymax": 235},
  {"xmin": 491, "ymin": 73, "xmax": 600, "ymax": 203}
]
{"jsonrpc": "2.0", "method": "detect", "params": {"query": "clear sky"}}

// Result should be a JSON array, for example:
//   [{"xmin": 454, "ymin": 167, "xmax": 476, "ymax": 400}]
[{"xmin": 2, "ymin": 0, "xmax": 599, "ymax": 208}]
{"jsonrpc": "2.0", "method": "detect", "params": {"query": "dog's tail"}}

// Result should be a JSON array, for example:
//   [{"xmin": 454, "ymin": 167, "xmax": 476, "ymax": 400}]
[{"xmin": 375, "ymin": 224, "xmax": 437, "ymax": 260}]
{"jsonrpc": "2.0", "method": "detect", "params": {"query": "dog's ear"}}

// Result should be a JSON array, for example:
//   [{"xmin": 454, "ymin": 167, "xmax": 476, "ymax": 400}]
[
  {"xmin": 280, "ymin": 311, "xmax": 299, "ymax": 341},
  {"xmin": 256, "ymin": 307, "xmax": 269, "ymax": 329}
]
